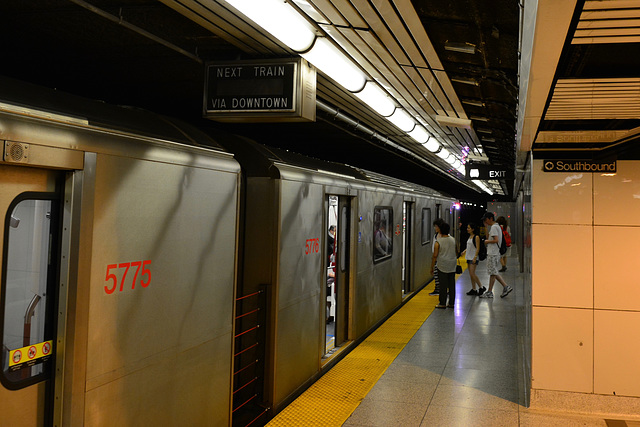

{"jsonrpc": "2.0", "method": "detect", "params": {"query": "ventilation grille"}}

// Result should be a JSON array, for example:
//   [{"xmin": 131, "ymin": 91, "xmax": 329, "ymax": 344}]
[
  {"xmin": 545, "ymin": 78, "xmax": 640, "ymax": 120},
  {"xmin": 4, "ymin": 141, "xmax": 29, "ymax": 163},
  {"xmin": 574, "ymin": 1, "xmax": 640, "ymax": 44}
]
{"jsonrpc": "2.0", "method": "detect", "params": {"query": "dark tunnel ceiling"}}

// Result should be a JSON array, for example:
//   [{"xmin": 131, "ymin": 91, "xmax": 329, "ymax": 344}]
[{"xmin": 0, "ymin": 0, "xmax": 520, "ymax": 201}]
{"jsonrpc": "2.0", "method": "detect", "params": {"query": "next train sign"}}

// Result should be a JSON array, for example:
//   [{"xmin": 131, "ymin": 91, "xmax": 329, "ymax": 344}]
[{"xmin": 204, "ymin": 58, "xmax": 316, "ymax": 122}]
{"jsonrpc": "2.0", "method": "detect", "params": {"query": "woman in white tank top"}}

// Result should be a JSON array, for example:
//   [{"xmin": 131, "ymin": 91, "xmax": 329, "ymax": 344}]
[{"xmin": 461, "ymin": 223, "xmax": 485, "ymax": 296}]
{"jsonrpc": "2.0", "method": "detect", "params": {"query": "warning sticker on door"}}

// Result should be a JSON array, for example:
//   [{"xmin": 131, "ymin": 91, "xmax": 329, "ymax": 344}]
[{"xmin": 8, "ymin": 340, "xmax": 53, "ymax": 371}]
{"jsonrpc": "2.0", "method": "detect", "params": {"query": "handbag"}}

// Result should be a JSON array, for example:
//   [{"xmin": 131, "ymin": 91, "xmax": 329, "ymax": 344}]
[{"xmin": 455, "ymin": 260, "xmax": 462, "ymax": 274}]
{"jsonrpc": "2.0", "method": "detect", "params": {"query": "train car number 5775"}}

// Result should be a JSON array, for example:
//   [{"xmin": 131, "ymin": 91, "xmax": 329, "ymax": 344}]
[{"xmin": 104, "ymin": 260, "xmax": 152, "ymax": 294}]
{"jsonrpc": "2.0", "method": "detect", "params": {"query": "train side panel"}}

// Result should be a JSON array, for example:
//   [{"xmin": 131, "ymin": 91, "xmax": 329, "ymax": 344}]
[
  {"xmin": 272, "ymin": 179, "xmax": 323, "ymax": 406},
  {"xmin": 353, "ymin": 187, "xmax": 403, "ymax": 337},
  {"xmin": 411, "ymin": 197, "xmax": 438, "ymax": 291},
  {"xmin": 80, "ymin": 152, "xmax": 239, "ymax": 426}
]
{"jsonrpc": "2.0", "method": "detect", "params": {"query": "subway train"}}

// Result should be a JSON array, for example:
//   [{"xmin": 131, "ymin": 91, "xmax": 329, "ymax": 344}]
[{"xmin": 0, "ymin": 78, "xmax": 457, "ymax": 426}]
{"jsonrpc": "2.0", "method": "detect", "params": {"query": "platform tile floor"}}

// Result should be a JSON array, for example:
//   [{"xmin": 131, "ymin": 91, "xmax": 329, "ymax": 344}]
[
  {"xmin": 343, "ymin": 259, "xmax": 638, "ymax": 427},
  {"xmin": 267, "ymin": 256, "xmax": 640, "ymax": 426}
]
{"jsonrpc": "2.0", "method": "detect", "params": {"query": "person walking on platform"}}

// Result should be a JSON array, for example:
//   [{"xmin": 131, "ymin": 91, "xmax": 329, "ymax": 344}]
[
  {"xmin": 429, "ymin": 219, "xmax": 445, "ymax": 296},
  {"xmin": 430, "ymin": 222, "xmax": 457, "ymax": 308},
  {"xmin": 496, "ymin": 216, "xmax": 511, "ymax": 272},
  {"xmin": 479, "ymin": 212, "xmax": 513, "ymax": 299},
  {"xmin": 461, "ymin": 223, "xmax": 486, "ymax": 296}
]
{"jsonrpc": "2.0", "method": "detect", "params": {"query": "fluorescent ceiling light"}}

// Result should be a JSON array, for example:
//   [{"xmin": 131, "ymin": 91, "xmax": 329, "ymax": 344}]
[
  {"xmin": 481, "ymin": 137, "xmax": 496, "ymax": 143},
  {"xmin": 424, "ymin": 138, "xmax": 440, "ymax": 152},
  {"xmin": 476, "ymin": 127, "xmax": 493, "ymax": 134},
  {"xmin": 451, "ymin": 77, "xmax": 479, "ymax": 86},
  {"xmin": 355, "ymin": 83, "xmax": 395, "ymax": 117},
  {"xmin": 301, "ymin": 37, "xmax": 366, "ymax": 92},
  {"xmin": 408, "ymin": 125, "xmax": 430, "ymax": 144},
  {"xmin": 386, "ymin": 109, "xmax": 415, "ymax": 132},
  {"xmin": 225, "ymin": 0, "xmax": 316, "ymax": 52},
  {"xmin": 435, "ymin": 115, "xmax": 472, "ymax": 129},
  {"xmin": 462, "ymin": 99, "xmax": 485, "ymax": 107},
  {"xmin": 436, "ymin": 148, "xmax": 450, "ymax": 160},
  {"xmin": 470, "ymin": 115, "xmax": 490, "ymax": 122},
  {"xmin": 444, "ymin": 42, "xmax": 477, "ymax": 54},
  {"xmin": 445, "ymin": 155, "xmax": 458, "ymax": 166},
  {"xmin": 452, "ymin": 159, "xmax": 462, "ymax": 169}
]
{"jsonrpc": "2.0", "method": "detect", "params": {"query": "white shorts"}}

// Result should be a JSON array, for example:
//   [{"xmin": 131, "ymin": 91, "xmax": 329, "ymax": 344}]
[{"xmin": 487, "ymin": 255, "xmax": 500, "ymax": 276}]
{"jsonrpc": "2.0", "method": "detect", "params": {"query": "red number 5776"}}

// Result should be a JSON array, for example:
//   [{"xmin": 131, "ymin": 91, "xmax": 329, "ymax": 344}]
[{"xmin": 104, "ymin": 260, "xmax": 151, "ymax": 294}]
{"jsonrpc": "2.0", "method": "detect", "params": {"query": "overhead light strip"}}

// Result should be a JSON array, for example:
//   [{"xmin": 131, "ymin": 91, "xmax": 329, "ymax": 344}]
[{"xmin": 219, "ymin": 0, "xmax": 490, "ymax": 194}]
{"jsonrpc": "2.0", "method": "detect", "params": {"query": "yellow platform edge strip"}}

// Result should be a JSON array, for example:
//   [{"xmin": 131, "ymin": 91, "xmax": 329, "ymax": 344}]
[{"xmin": 267, "ymin": 259, "xmax": 468, "ymax": 426}]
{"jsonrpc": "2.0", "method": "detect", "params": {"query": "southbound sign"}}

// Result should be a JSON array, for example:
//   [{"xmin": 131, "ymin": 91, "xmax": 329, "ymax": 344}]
[{"xmin": 543, "ymin": 160, "xmax": 617, "ymax": 173}]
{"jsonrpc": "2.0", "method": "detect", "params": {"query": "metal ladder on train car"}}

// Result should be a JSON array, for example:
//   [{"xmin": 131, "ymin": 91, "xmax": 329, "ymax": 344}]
[{"xmin": 232, "ymin": 286, "xmax": 269, "ymax": 427}]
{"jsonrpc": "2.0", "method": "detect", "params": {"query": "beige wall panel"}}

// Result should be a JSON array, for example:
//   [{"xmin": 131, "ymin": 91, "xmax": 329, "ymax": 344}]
[
  {"xmin": 594, "ymin": 160, "xmax": 640, "ymax": 226},
  {"xmin": 532, "ymin": 224, "xmax": 593, "ymax": 309},
  {"xmin": 85, "ymin": 154, "xmax": 237, "ymax": 424},
  {"xmin": 532, "ymin": 159, "xmax": 592, "ymax": 225},
  {"xmin": 594, "ymin": 226, "xmax": 640, "ymax": 311},
  {"xmin": 532, "ymin": 306, "xmax": 593, "ymax": 393},
  {"xmin": 594, "ymin": 310, "xmax": 640, "ymax": 397}
]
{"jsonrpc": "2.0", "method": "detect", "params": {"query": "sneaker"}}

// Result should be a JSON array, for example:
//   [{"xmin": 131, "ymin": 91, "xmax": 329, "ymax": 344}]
[
  {"xmin": 478, "ymin": 286, "xmax": 486, "ymax": 296},
  {"xmin": 479, "ymin": 291, "xmax": 493, "ymax": 298},
  {"xmin": 429, "ymin": 291, "xmax": 439, "ymax": 296},
  {"xmin": 466, "ymin": 289, "xmax": 478, "ymax": 296},
  {"xmin": 500, "ymin": 286, "xmax": 513, "ymax": 298}
]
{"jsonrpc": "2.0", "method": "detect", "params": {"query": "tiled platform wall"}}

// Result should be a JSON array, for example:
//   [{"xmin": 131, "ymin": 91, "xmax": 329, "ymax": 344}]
[{"xmin": 530, "ymin": 158, "xmax": 640, "ymax": 414}]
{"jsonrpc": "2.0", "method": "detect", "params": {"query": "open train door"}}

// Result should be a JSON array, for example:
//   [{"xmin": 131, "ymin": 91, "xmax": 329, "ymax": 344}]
[
  {"xmin": 0, "ymin": 164, "xmax": 67, "ymax": 426},
  {"xmin": 324, "ymin": 195, "xmax": 351, "ymax": 357},
  {"xmin": 402, "ymin": 201, "xmax": 413, "ymax": 296}
]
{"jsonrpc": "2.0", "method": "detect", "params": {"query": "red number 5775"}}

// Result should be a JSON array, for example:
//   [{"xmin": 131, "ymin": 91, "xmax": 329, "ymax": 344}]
[{"xmin": 105, "ymin": 260, "xmax": 151, "ymax": 294}]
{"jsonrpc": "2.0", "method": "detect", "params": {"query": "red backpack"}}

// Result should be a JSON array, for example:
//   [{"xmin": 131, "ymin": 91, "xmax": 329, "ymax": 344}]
[{"xmin": 502, "ymin": 228, "xmax": 511, "ymax": 247}]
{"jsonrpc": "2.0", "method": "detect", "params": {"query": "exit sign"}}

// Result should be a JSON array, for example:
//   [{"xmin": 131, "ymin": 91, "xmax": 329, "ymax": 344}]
[{"xmin": 465, "ymin": 163, "xmax": 514, "ymax": 180}]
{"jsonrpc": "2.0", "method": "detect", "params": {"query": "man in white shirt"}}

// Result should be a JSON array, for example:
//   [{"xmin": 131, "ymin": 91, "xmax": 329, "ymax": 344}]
[{"xmin": 479, "ymin": 212, "xmax": 513, "ymax": 298}]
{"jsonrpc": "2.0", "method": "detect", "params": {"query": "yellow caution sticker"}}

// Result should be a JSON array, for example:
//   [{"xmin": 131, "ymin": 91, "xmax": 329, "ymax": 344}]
[{"xmin": 8, "ymin": 340, "xmax": 53, "ymax": 371}]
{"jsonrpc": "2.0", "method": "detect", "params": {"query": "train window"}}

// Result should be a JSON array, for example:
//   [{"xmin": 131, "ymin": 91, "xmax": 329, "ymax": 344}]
[
  {"xmin": 421, "ymin": 208, "xmax": 431, "ymax": 245},
  {"xmin": 1, "ymin": 196, "xmax": 57, "ymax": 389},
  {"xmin": 373, "ymin": 207, "xmax": 393, "ymax": 262}
]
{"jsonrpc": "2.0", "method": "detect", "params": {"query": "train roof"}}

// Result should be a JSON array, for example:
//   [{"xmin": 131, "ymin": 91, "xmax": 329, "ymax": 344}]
[
  {"xmin": 0, "ymin": 76, "xmax": 226, "ymax": 151},
  {"xmin": 215, "ymin": 133, "xmax": 450, "ymax": 198}
]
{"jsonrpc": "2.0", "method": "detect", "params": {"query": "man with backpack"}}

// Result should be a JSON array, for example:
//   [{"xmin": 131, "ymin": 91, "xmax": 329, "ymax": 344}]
[
  {"xmin": 497, "ymin": 216, "xmax": 511, "ymax": 272},
  {"xmin": 479, "ymin": 212, "xmax": 513, "ymax": 298}
]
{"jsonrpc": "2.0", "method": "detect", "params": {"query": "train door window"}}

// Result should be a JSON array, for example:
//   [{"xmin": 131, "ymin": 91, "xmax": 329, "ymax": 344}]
[
  {"xmin": 436, "ymin": 204, "xmax": 441, "ymax": 220},
  {"xmin": 421, "ymin": 208, "xmax": 431, "ymax": 245},
  {"xmin": 1, "ymin": 195, "xmax": 58, "ymax": 389},
  {"xmin": 373, "ymin": 207, "xmax": 393, "ymax": 262},
  {"xmin": 325, "ymin": 196, "xmax": 338, "ymax": 354},
  {"xmin": 402, "ymin": 203, "xmax": 413, "ymax": 295},
  {"xmin": 339, "ymin": 206, "xmax": 348, "ymax": 273}
]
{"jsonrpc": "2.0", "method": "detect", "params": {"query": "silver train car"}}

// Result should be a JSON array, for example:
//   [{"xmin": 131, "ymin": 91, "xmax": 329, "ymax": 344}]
[
  {"xmin": 0, "ymin": 79, "xmax": 456, "ymax": 426},
  {"xmin": 221, "ymin": 139, "xmax": 456, "ymax": 419}
]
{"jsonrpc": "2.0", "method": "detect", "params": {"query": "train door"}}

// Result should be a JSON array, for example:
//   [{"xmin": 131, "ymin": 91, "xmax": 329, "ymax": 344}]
[
  {"xmin": 0, "ymin": 165, "xmax": 64, "ymax": 426},
  {"xmin": 402, "ymin": 202, "xmax": 413, "ymax": 295},
  {"xmin": 324, "ymin": 195, "xmax": 351, "ymax": 356}
]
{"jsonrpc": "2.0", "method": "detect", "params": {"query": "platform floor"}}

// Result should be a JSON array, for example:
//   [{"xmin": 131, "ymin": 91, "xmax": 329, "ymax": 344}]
[{"xmin": 267, "ymin": 257, "xmax": 638, "ymax": 426}]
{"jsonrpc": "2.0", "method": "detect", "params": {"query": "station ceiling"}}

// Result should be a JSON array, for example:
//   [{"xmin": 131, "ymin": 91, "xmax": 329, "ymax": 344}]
[{"xmin": 5, "ymin": 1, "xmax": 636, "ymax": 202}]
